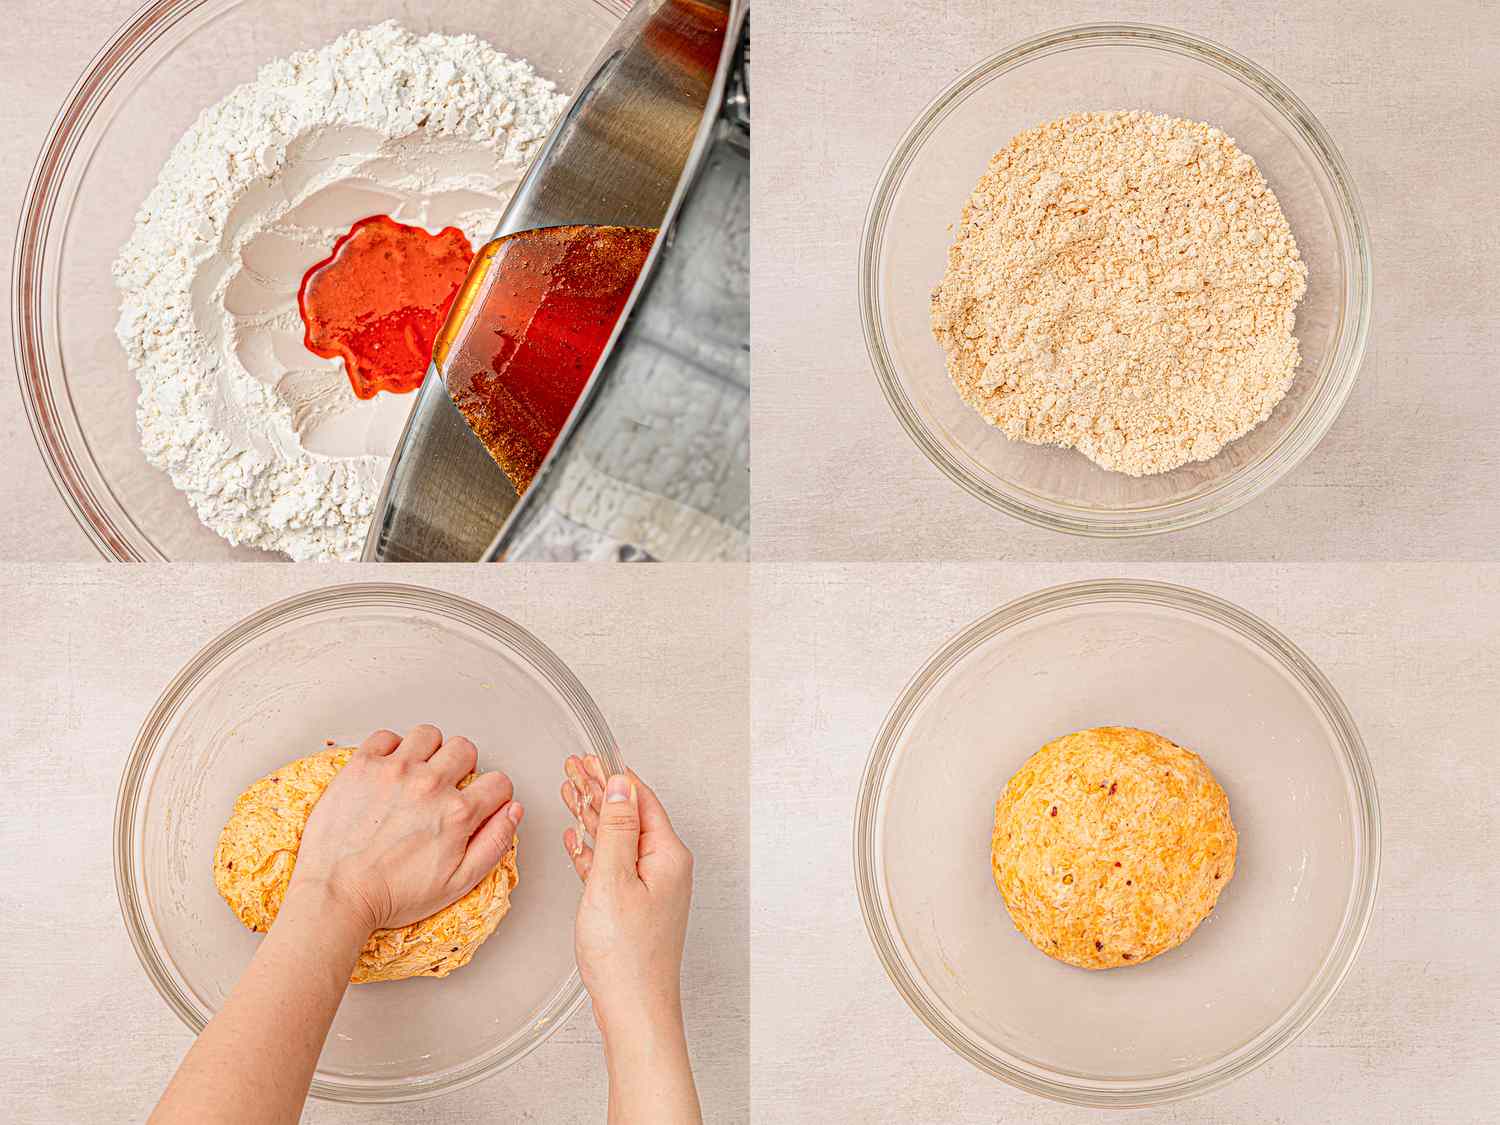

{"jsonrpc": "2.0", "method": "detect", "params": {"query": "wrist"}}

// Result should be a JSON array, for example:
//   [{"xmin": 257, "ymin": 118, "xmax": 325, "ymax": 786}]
[
  {"xmin": 599, "ymin": 996, "xmax": 699, "ymax": 1125},
  {"xmin": 596, "ymin": 984, "xmax": 686, "ymax": 1047},
  {"xmin": 280, "ymin": 877, "xmax": 374, "ymax": 951}
]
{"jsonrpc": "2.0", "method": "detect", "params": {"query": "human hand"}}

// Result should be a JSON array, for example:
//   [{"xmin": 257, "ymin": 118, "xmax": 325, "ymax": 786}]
[
  {"xmin": 288, "ymin": 725, "xmax": 523, "ymax": 934},
  {"xmin": 561, "ymin": 755, "xmax": 694, "ymax": 1037}
]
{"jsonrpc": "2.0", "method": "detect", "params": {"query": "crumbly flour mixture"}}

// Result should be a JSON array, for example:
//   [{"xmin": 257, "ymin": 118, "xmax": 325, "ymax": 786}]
[
  {"xmin": 931, "ymin": 110, "xmax": 1308, "ymax": 476},
  {"xmin": 114, "ymin": 22, "xmax": 566, "ymax": 558}
]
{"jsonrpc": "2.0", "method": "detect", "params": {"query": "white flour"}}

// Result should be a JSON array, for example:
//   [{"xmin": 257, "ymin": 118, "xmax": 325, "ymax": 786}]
[{"xmin": 114, "ymin": 21, "xmax": 565, "ymax": 559}]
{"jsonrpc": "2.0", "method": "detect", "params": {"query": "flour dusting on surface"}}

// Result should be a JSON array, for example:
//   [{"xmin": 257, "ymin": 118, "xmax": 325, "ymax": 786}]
[{"xmin": 114, "ymin": 21, "xmax": 566, "ymax": 559}]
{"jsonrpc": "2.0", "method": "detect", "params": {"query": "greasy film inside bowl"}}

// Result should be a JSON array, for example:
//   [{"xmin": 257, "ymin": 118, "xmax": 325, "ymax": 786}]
[
  {"xmin": 876, "ymin": 602, "xmax": 1358, "ymax": 1081},
  {"xmin": 48, "ymin": 0, "xmax": 618, "ymax": 559},
  {"xmin": 136, "ymin": 607, "xmax": 594, "ymax": 1085},
  {"xmin": 875, "ymin": 40, "xmax": 1350, "ymax": 513}
]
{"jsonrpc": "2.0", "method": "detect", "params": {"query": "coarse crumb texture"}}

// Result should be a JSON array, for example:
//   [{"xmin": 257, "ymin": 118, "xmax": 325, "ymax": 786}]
[
  {"xmin": 931, "ymin": 110, "xmax": 1308, "ymax": 475},
  {"xmin": 991, "ymin": 726, "xmax": 1237, "ymax": 970},
  {"xmin": 114, "ymin": 22, "xmax": 566, "ymax": 559},
  {"xmin": 213, "ymin": 745, "xmax": 519, "ymax": 984}
]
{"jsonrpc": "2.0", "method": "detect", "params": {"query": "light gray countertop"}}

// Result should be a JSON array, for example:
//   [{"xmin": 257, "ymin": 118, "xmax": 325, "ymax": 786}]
[
  {"xmin": 751, "ymin": 0, "xmax": 1500, "ymax": 561},
  {"xmin": 751, "ymin": 562, "xmax": 1499, "ymax": 1123},
  {"xmin": 0, "ymin": 563, "xmax": 749, "ymax": 1123},
  {"xmin": 0, "ymin": 2, "xmax": 138, "ymax": 560}
]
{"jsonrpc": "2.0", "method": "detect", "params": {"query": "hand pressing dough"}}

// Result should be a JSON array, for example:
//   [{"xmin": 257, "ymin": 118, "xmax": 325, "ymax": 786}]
[
  {"xmin": 991, "ymin": 726, "xmax": 1236, "ymax": 970},
  {"xmin": 213, "ymin": 745, "xmax": 519, "ymax": 984}
]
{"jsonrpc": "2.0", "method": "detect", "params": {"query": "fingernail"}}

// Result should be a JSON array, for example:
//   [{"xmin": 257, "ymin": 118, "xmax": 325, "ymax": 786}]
[
  {"xmin": 605, "ymin": 774, "xmax": 631, "ymax": 803},
  {"xmin": 506, "ymin": 801, "xmax": 524, "ymax": 825}
]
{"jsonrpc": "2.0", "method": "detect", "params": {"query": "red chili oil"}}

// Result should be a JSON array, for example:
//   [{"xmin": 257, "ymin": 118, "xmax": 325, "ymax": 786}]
[
  {"xmin": 434, "ymin": 224, "xmax": 656, "ymax": 494},
  {"xmin": 298, "ymin": 215, "xmax": 475, "ymax": 399}
]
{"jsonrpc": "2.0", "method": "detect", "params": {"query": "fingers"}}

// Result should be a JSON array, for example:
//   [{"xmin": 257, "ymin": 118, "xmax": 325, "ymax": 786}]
[
  {"xmin": 357, "ymin": 729, "xmax": 402, "ymax": 757},
  {"xmin": 562, "ymin": 757, "xmax": 604, "ymax": 863},
  {"xmin": 564, "ymin": 755, "xmax": 595, "ymax": 800},
  {"xmin": 453, "ymin": 800, "xmax": 524, "ymax": 893},
  {"xmin": 561, "ymin": 778, "xmax": 601, "ymax": 838},
  {"xmin": 565, "ymin": 755, "xmax": 607, "ymax": 816},
  {"xmin": 428, "ymin": 735, "xmax": 478, "ymax": 784},
  {"xmin": 561, "ymin": 756, "xmax": 653, "ymax": 886},
  {"xmin": 394, "ymin": 723, "xmax": 443, "ymax": 761},
  {"xmin": 460, "ymin": 770, "xmax": 514, "ymax": 828},
  {"xmin": 590, "ymin": 773, "xmax": 641, "ymax": 882},
  {"xmin": 563, "ymin": 829, "xmax": 593, "ymax": 882}
]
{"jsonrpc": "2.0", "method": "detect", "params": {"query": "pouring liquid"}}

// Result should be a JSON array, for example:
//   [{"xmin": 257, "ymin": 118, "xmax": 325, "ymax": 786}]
[{"xmin": 433, "ymin": 224, "xmax": 656, "ymax": 495}]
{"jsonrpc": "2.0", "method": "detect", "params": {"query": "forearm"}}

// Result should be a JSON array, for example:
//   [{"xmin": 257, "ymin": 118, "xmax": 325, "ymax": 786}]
[
  {"xmin": 601, "ymin": 999, "xmax": 702, "ymax": 1125},
  {"xmin": 150, "ymin": 884, "xmax": 368, "ymax": 1125}
]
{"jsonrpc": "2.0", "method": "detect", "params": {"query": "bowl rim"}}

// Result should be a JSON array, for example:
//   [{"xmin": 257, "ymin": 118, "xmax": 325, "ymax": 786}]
[
  {"xmin": 858, "ymin": 22, "xmax": 1374, "ymax": 538},
  {"xmin": 852, "ymin": 578, "xmax": 1381, "ymax": 1107},
  {"xmin": 12, "ymin": 0, "xmax": 627, "ymax": 561},
  {"xmin": 113, "ymin": 581, "xmax": 621, "ymax": 1103}
]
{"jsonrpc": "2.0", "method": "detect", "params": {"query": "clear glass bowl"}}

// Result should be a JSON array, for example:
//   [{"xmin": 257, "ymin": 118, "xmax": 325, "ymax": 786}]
[
  {"xmin": 854, "ymin": 580, "xmax": 1380, "ymax": 1106},
  {"xmin": 14, "ymin": 0, "xmax": 624, "ymax": 560},
  {"xmin": 115, "ymin": 583, "xmax": 620, "ymax": 1102},
  {"xmin": 859, "ymin": 24, "xmax": 1372, "ymax": 536}
]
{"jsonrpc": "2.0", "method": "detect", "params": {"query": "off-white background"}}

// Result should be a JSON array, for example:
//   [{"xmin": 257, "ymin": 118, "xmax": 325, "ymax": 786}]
[
  {"xmin": 753, "ymin": 0, "xmax": 1500, "ymax": 560},
  {"xmin": 0, "ymin": 1, "xmax": 141, "ymax": 560},
  {"xmin": 0, "ymin": 564, "xmax": 749, "ymax": 1123},
  {"xmin": 752, "ymin": 563, "xmax": 1499, "ymax": 1123}
]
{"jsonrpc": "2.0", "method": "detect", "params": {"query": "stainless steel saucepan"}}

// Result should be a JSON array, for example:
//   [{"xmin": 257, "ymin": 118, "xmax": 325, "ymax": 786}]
[{"xmin": 364, "ymin": 0, "xmax": 749, "ymax": 562}]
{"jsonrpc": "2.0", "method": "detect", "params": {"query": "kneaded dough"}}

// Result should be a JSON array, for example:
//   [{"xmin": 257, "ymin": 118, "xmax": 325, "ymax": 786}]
[
  {"xmin": 213, "ymin": 745, "xmax": 519, "ymax": 984},
  {"xmin": 991, "ymin": 726, "xmax": 1236, "ymax": 970}
]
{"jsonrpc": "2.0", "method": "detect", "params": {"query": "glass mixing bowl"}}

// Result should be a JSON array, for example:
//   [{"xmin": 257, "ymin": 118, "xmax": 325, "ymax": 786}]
[
  {"xmin": 860, "ymin": 25, "xmax": 1372, "ymax": 536},
  {"xmin": 854, "ymin": 580, "xmax": 1380, "ymax": 1106},
  {"xmin": 115, "ymin": 583, "xmax": 620, "ymax": 1102},
  {"xmin": 14, "ymin": 0, "xmax": 625, "ymax": 560}
]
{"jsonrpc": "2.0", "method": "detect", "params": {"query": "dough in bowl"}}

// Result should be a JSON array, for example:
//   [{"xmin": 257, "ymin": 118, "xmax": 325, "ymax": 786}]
[
  {"xmin": 991, "ymin": 726, "xmax": 1236, "ymax": 970},
  {"xmin": 213, "ymin": 745, "xmax": 519, "ymax": 984}
]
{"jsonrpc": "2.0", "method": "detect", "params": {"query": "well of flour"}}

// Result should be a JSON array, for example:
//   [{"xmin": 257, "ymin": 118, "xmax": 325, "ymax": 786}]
[
  {"xmin": 113, "ymin": 21, "xmax": 566, "ymax": 559},
  {"xmin": 931, "ymin": 110, "xmax": 1308, "ymax": 477}
]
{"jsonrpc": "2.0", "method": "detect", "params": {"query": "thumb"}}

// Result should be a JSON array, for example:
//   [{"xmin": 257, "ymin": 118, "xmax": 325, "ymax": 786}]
[
  {"xmin": 454, "ymin": 801, "xmax": 522, "ymax": 894},
  {"xmin": 591, "ymin": 774, "xmax": 640, "ymax": 881}
]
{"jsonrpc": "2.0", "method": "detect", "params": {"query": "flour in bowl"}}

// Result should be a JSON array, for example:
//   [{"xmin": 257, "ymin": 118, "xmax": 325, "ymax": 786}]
[
  {"xmin": 931, "ymin": 110, "xmax": 1308, "ymax": 476},
  {"xmin": 113, "ymin": 21, "xmax": 565, "ymax": 559}
]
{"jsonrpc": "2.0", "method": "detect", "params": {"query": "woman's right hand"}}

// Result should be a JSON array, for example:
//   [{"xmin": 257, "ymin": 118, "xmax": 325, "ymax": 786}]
[{"xmin": 291, "ymin": 725, "xmax": 522, "ymax": 934}]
